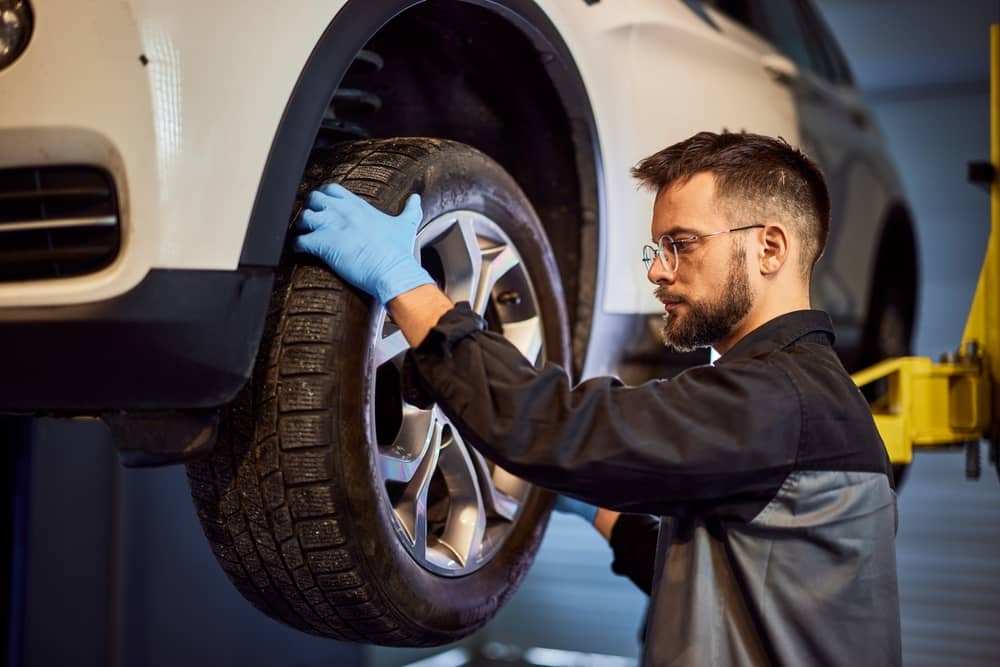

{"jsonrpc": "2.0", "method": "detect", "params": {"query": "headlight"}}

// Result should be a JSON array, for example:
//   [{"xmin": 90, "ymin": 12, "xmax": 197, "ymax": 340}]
[{"xmin": 0, "ymin": 0, "xmax": 32, "ymax": 71}]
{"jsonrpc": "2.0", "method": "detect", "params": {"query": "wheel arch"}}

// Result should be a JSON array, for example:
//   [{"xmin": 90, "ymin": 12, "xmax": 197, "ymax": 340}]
[
  {"xmin": 237, "ymin": 0, "xmax": 418, "ymax": 267},
  {"xmin": 238, "ymin": 0, "xmax": 603, "ymax": 377}
]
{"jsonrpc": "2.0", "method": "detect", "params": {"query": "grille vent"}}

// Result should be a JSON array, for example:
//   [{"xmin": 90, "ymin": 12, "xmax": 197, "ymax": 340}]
[{"xmin": 0, "ymin": 166, "xmax": 121, "ymax": 281}]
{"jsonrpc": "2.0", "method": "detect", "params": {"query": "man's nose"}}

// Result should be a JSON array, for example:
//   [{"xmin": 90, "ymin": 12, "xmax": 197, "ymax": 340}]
[{"xmin": 647, "ymin": 259, "xmax": 676, "ymax": 285}]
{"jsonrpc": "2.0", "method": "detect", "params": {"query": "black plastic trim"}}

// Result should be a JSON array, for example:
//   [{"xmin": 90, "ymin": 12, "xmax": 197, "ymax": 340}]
[{"xmin": 0, "ymin": 268, "xmax": 273, "ymax": 412}]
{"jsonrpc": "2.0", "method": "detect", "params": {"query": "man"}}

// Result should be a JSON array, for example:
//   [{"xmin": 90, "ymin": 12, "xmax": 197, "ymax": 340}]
[{"xmin": 294, "ymin": 132, "xmax": 901, "ymax": 666}]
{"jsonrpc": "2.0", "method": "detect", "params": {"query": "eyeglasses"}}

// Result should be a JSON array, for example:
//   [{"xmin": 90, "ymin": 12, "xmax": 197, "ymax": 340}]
[{"xmin": 642, "ymin": 224, "xmax": 765, "ymax": 273}]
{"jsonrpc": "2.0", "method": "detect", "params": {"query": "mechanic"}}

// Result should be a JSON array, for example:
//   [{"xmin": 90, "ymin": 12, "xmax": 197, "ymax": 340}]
[{"xmin": 293, "ymin": 131, "xmax": 902, "ymax": 667}]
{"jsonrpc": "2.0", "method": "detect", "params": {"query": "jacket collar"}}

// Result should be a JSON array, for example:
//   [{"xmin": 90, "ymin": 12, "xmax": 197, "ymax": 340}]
[{"xmin": 715, "ymin": 310, "xmax": 835, "ymax": 365}]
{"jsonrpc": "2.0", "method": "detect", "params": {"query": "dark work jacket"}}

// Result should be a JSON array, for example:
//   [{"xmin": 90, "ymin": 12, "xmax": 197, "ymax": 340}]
[{"xmin": 402, "ymin": 304, "xmax": 901, "ymax": 667}]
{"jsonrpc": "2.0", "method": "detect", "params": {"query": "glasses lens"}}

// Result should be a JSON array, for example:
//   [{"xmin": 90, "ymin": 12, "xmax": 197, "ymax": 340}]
[
  {"xmin": 658, "ymin": 236, "xmax": 677, "ymax": 272},
  {"xmin": 642, "ymin": 245, "xmax": 654, "ymax": 271}
]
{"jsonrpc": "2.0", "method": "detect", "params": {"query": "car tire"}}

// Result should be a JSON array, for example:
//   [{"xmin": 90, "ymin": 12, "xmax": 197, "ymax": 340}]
[
  {"xmin": 185, "ymin": 138, "xmax": 569, "ymax": 645},
  {"xmin": 861, "ymin": 282, "xmax": 912, "ymax": 491}
]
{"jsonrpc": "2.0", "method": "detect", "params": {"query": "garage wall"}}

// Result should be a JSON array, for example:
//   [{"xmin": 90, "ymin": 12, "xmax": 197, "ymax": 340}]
[{"xmin": 870, "ymin": 83, "xmax": 992, "ymax": 356}]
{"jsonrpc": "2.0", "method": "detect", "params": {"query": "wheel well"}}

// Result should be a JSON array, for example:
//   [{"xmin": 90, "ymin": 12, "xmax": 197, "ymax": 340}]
[
  {"xmin": 867, "ymin": 203, "xmax": 920, "ymax": 349},
  {"xmin": 341, "ymin": 1, "xmax": 601, "ymax": 373}
]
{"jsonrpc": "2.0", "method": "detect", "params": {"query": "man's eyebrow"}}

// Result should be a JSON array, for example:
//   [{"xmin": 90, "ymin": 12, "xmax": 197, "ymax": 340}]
[{"xmin": 655, "ymin": 226, "xmax": 700, "ymax": 240}]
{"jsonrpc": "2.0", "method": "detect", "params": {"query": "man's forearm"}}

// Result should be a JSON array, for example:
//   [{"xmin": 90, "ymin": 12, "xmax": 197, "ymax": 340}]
[
  {"xmin": 594, "ymin": 508, "xmax": 621, "ymax": 541},
  {"xmin": 387, "ymin": 284, "xmax": 455, "ymax": 348}
]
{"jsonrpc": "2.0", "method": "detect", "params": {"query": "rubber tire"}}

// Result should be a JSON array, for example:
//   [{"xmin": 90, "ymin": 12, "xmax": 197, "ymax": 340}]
[
  {"xmin": 860, "ymin": 283, "xmax": 913, "ymax": 491},
  {"xmin": 185, "ymin": 138, "xmax": 569, "ymax": 646}
]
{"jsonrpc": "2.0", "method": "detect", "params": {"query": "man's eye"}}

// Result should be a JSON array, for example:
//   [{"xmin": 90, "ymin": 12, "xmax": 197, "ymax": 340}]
[{"xmin": 675, "ymin": 240, "xmax": 697, "ymax": 253}]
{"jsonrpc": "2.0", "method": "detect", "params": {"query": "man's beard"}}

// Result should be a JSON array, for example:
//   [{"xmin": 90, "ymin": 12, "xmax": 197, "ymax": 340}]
[{"xmin": 655, "ymin": 243, "xmax": 753, "ymax": 352}]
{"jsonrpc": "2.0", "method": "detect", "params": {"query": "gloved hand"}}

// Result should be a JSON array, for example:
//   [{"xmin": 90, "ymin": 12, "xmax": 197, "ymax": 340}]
[
  {"xmin": 553, "ymin": 495, "xmax": 598, "ymax": 524},
  {"xmin": 293, "ymin": 183, "xmax": 434, "ymax": 305}
]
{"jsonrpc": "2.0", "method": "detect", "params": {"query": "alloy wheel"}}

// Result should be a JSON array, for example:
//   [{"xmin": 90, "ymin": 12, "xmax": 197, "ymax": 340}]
[{"xmin": 369, "ymin": 210, "xmax": 545, "ymax": 576}]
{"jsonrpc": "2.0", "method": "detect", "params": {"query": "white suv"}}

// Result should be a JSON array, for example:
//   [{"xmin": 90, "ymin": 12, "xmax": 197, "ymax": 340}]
[{"xmin": 0, "ymin": 0, "xmax": 917, "ymax": 647}]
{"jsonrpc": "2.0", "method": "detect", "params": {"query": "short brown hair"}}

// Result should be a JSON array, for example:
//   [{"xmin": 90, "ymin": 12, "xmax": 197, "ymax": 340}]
[{"xmin": 631, "ymin": 131, "xmax": 830, "ymax": 275}]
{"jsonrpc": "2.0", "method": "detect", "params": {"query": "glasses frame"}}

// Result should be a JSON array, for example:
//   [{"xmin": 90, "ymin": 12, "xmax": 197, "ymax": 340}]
[{"xmin": 642, "ymin": 224, "xmax": 765, "ymax": 273}]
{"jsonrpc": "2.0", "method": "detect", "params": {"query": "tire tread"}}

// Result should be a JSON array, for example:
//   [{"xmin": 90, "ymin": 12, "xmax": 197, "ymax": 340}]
[{"xmin": 186, "ymin": 139, "xmax": 448, "ymax": 644}]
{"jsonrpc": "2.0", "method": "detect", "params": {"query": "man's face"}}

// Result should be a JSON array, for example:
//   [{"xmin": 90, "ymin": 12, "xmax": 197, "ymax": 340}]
[{"xmin": 647, "ymin": 172, "xmax": 754, "ymax": 352}]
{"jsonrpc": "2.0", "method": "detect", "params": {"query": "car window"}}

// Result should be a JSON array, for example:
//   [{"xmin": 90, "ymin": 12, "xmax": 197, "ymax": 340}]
[
  {"xmin": 703, "ymin": 0, "xmax": 839, "ymax": 83},
  {"xmin": 800, "ymin": 1, "xmax": 857, "ymax": 87},
  {"xmin": 754, "ymin": 0, "xmax": 823, "ymax": 75}
]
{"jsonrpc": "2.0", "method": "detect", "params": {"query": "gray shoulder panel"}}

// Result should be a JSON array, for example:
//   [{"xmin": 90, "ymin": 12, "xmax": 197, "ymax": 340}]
[
  {"xmin": 748, "ymin": 469, "xmax": 896, "ymax": 530},
  {"xmin": 731, "ymin": 470, "xmax": 901, "ymax": 666}
]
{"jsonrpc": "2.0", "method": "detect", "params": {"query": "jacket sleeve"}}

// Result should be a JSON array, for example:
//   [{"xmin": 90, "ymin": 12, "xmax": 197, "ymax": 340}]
[
  {"xmin": 609, "ymin": 513, "xmax": 661, "ymax": 596},
  {"xmin": 401, "ymin": 303, "xmax": 801, "ymax": 515}
]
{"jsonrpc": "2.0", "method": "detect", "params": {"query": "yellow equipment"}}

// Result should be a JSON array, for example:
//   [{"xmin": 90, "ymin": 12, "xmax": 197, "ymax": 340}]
[{"xmin": 852, "ymin": 25, "xmax": 1000, "ymax": 479}]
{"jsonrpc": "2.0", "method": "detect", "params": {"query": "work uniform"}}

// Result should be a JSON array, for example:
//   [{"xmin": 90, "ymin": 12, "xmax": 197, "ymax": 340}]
[{"xmin": 402, "ymin": 304, "xmax": 901, "ymax": 667}]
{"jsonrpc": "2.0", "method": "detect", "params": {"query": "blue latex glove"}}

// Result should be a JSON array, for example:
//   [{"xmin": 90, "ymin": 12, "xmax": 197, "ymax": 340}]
[
  {"xmin": 553, "ymin": 495, "xmax": 598, "ymax": 523},
  {"xmin": 293, "ymin": 183, "xmax": 434, "ymax": 305}
]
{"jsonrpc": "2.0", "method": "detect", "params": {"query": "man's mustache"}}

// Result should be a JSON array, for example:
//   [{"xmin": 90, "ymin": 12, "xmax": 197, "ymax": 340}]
[{"xmin": 654, "ymin": 286, "xmax": 684, "ymax": 304}]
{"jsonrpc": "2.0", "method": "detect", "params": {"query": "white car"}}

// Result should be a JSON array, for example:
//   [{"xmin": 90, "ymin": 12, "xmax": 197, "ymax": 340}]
[{"xmin": 0, "ymin": 0, "xmax": 917, "ymax": 646}]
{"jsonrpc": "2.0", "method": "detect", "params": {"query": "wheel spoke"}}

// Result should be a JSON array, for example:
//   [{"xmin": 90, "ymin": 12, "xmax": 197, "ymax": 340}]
[
  {"xmin": 473, "ymin": 244, "xmax": 520, "ymax": 315},
  {"xmin": 375, "ymin": 326, "xmax": 409, "ymax": 368},
  {"xmin": 501, "ymin": 316, "xmax": 544, "ymax": 365},
  {"xmin": 434, "ymin": 425, "xmax": 487, "ymax": 568},
  {"xmin": 393, "ymin": 417, "xmax": 443, "ymax": 559},
  {"xmin": 470, "ymin": 449, "xmax": 522, "ymax": 521},
  {"xmin": 429, "ymin": 216, "xmax": 483, "ymax": 306},
  {"xmin": 378, "ymin": 405, "xmax": 433, "ymax": 483},
  {"xmin": 374, "ymin": 210, "xmax": 551, "ymax": 576}
]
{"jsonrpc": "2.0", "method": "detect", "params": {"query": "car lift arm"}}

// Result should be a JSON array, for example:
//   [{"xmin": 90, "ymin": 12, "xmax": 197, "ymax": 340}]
[{"xmin": 851, "ymin": 25, "xmax": 1000, "ymax": 479}]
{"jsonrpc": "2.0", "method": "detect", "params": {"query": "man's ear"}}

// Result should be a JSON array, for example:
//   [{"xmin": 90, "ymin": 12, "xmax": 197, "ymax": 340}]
[{"xmin": 759, "ymin": 224, "xmax": 789, "ymax": 276}]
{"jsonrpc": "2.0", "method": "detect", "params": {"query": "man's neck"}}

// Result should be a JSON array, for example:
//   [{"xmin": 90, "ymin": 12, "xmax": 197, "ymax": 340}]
[{"xmin": 714, "ymin": 292, "xmax": 812, "ymax": 355}]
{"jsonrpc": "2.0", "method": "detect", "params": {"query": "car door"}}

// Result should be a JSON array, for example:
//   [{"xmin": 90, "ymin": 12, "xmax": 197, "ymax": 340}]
[{"xmin": 562, "ymin": 0, "xmax": 800, "ymax": 319}]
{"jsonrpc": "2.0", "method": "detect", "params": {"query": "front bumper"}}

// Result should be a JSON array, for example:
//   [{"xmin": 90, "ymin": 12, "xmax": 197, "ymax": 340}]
[{"xmin": 0, "ymin": 268, "xmax": 273, "ymax": 412}]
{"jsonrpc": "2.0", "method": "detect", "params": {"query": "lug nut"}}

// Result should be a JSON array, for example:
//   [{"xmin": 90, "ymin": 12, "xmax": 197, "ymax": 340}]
[{"xmin": 497, "ymin": 291, "xmax": 521, "ymax": 306}]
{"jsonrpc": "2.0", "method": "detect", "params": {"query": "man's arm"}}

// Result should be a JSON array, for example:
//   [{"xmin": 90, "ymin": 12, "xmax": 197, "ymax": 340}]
[
  {"xmin": 387, "ymin": 284, "xmax": 455, "ymax": 348},
  {"xmin": 294, "ymin": 185, "xmax": 801, "ymax": 516},
  {"xmin": 401, "ymin": 302, "xmax": 800, "ymax": 516},
  {"xmin": 594, "ymin": 508, "xmax": 621, "ymax": 542}
]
